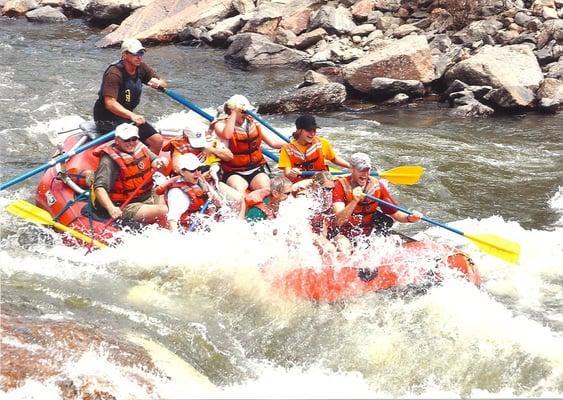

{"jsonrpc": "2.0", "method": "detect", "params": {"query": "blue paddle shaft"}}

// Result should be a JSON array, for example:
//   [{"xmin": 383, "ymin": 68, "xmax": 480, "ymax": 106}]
[
  {"xmin": 162, "ymin": 89, "xmax": 280, "ymax": 162},
  {"xmin": 189, "ymin": 198, "xmax": 211, "ymax": 232},
  {"xmin": 0, "ymin": 130, "xmax": 115, "ymax": 191},
  {"xmin": 363, "ymin": 193, "xmax": 464, "ymax": 237},
  {"xmin": 245, "ymin": 110, "xmax": 289, "ymax": 143},
  {"xmin": 300, "ymin": 170, "xmax": 381, "ymax": 178}
]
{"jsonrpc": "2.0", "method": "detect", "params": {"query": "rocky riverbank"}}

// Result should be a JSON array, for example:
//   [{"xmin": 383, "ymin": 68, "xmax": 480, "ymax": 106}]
[{"xmin": 2, "ymin": 0, "xmax": 562, "ymax": 116}]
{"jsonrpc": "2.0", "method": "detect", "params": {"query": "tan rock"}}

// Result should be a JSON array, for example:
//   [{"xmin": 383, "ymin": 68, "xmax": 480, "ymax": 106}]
[
  {"xmin": 343, "ymin": 34, "xmax": 434, "ymax": 93},
  {"xmin": 350, "ymin": 0, "xmax": 375, "ymax": 22},
  {"xmin": 97, "ymin": 0, "xmax": 235, "ymax": 47}
]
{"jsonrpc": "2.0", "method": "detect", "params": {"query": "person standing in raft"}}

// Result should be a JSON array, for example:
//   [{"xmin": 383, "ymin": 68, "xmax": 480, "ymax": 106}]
[
  {"xmin": 211, "ymin": 95, "xmax": 286, "ymax": 195},
  {"xmin": 245, "ymin": 176, "xmax": 294, "ymax": 222},
  {"xmin": 92, "ymin": 123, "xmax": 169, "ymax": 225},
  {"xmin": 332, "ymin": 152, "xmax": 422, "ymax": 239},
  {"xmin": 93, "ymin": 38, "xmax": 168, "ymax": 155},
  {"xmin": 278, "ymin": 114, "xmax": 351, "ymax": 182},
  {"xmin": 155, "ymin": 153, "xmax": 223, "ymax": 233},
  {"xmin": 161, "ymin": 120, "xmax": 245, "ymax": 218}
]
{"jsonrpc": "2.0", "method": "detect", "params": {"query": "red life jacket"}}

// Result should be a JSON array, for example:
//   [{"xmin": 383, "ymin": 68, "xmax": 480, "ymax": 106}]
[
  {"xmin": 162, "ymin": 136, "xmax": 205, "ymax": 158},
  {"xmin": 214, "ymin": 115, "xmax": 266, "ymax": 173},
  {"xmin": 245, "ymin": 189, "xmax": 276, "ymax": 220},
  {"xmin": 283, "ymin": 137, "xmax": 328, "ymax": 174},
  {"xmin": 93, "ymin": 141, "xmax": 153, "ymax": 204},
  {"xmin": 164, "ymin": 180, "xmax": 209, "ymax": 228},
  {"xmin": 339, "ymin": 176, "xmax": 382, "ymax": 235}
]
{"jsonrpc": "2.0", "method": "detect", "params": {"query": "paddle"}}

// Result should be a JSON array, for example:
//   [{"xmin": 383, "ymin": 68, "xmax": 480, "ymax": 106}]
[
  {"xmin": 6, "ymin": 199, "xmax": 107, "ymax": 249},
  {"xmin": 245, "ymin": 110, "xmax": 289, "ymax": 143},
  {"xmin": 362, "ymin": 193, "xmax": 520, "ymax": 264},
  {"xmin": 300, "ymin": 166, "xmax": 423, "ymax": 185},
  {"xmin": 188, "ymin": 199, "xmax": 211, "ymax": 232},
  {"xmin": 0, "ymin": 130, "xmax": 116, "ymax": 191},
  {"xmin": 159, "ymin": 88, "xmax": 280, "ymax": 162}
]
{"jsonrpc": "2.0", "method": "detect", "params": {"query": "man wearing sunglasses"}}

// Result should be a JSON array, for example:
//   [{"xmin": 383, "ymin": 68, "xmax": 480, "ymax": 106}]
[
  {"xmin": 333, "ymin": 152, "xmax": 422, "ymax": 240},
  {"xmin": 93, "ymin": 123, "xmax": 168, "ymax": 225},
  {"xmin": 94, "ymin": 38, "xmax": 168, "ymax": 154},
  {"xmin": 154, "ymin": 153, "xmax": 223, "ymax": 233}
]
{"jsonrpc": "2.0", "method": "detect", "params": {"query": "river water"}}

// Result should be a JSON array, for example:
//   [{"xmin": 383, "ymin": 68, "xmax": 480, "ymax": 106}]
[{"xmin": 1, "ymin": 18, "xmax": 562, "ymax": 399}]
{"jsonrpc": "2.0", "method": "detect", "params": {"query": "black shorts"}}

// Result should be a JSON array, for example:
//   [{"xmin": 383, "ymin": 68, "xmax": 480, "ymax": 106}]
[
  {"xmin": 95, "ymin": 119, "xmax": 158, "ymax": 142},
  {"xmin": 221, "ymin": 166, "xmax": 267, "ymax": 185}
]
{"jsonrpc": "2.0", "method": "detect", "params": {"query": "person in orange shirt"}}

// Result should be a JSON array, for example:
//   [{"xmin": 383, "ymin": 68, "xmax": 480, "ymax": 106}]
[{"xmin": 278, "ymin": 114, "xmax": 350, "ymax": 182}]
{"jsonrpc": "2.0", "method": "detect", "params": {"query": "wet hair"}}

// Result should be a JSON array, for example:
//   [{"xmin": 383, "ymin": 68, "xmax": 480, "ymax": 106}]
[
  {"xmin": 271, "ymin": 176, "xmax": 292, "ymax": 194},
  {"xmin": 312, "ymin": 171, "xmax": 333, "ymax": 187}
]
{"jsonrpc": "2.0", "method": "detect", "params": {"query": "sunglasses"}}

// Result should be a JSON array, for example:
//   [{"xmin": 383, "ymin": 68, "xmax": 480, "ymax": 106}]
[
  {"xmin": 322, "ymin": 186, "xmax": 333, "ymax": 192},
  {"xmin": 282, "ymin": 190, "xmax": 292, "ymax": 196},
  {"xmin": 127, "ymin": 50, "xmax": 145, "ymax": 57},
  {"xmin": 121, "ymin": 137, "xmax": 139, "ymax": 143},
  {"xmin": 181, "ymin": 168, "xmax": 198, "ymax": 173}
]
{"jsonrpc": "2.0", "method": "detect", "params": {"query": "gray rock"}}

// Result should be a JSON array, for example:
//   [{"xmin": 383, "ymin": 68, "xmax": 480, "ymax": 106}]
[
  {"xmin": 537, "ymin": 77, "xmax": 563, "ymax": 102},
  {"xmin": 545, "ymin": 60, "xmax": 563, "ymax": 79},
  {"xmin": 310, "ymin": 5, "xmax": 357, "ymax": 35},
  {"xmin": 537, "ymin": 97, "xmax": 560, "ymax": 113},
  {"xmin": 484, "ymin": 86, "xmax": 536, "ymax": 108},
  {"xmin": 371, "ymin": 77, "xmax": 424, "ymax": 99},
  {"xmin": 258, "ymin": 82, "xmax": 347, "ymax": 114},
  {"xmin": 225, "ymin": 33, "xmax": 309, "ymax": 69},
  {"xmin": 445, "ymin": 44, "xmax": 543, "ymax": 89},
  {"xmin": 25, "ymin": 5, "xmax": 67, "ymax": 22}
]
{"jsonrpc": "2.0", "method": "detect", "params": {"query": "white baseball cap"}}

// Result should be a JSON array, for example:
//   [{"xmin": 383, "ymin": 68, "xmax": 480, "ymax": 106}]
[
  {"xmin": 121, "ymin": 38, "xmax": 145, "ymax": 55},
  {"xmin": 350, "ymin": 152, "xmax": 372, "ymax": 170},
  {"xmin": 183, "ymin": 120, "xmax": 209, "ymax": 149},
  {"xmin": 115, "ymin": 123, "xmax": 139, "ymax": 140},
  {"xmin": 225, "ymin": 94, "xmax": 254, "ymax": 111},
  {"xmin": 177, "ymin": 153, "xmax": 203, "ymax": 172}
]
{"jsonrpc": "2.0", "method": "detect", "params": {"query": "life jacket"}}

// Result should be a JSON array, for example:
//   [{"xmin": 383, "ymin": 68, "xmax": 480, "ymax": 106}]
[
  {"xmin": 245, "ymin": 189, "xmax": 276, "ymax": 220},
  {"xmin": 96, "ymin": 60, "xmax": 142, "ymax": 111},
  {"xmin": 162, "ymin": 137, "xmax": 205, "ymax": 158},
  {"xmin": 339, "ymin": 176, "xmax": 382, "ymax": 235},
  {"xmin": 93, "ymin": 141, "xmax": 153, "ymax": 204},
  {"xmin": 283, "ymin": 137, "xmax": 328, "ymax": 177},
  {"xmin": 213, "ymin": 115, "xmax": 266, "ymax": 173},
  {"xmin": 162, "ymin": 179, "xmax": 210, "ymax": 228}
]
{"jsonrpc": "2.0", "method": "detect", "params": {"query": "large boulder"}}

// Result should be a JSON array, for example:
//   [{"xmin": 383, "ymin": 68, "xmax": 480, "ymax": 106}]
[
  {"xmin": 85, "ymin": 0, "xmax": 152, "ymax": 26},
  {"xmin": 97, "ymin": 0, "xmax": 235, "ymax": 47},
  {"xmin": 309, "ymin": 4, "xmax": 356, "ymax": 35},
  {"xmin": 258, "ymin": 82, "xmax": 347, "ymax": 114},
  {"xmin": 342, "ymin": 35, "xmax": 435, "ymax": 94},
  {"xmin": 444, "ymin": 44, "xmax": 544, "ymax": 89},
  {"xmin": 25, "ymin": 5, "xmax": 67, "ymax": 22},
  {"xmin": 225, "ymin": 32, "xmax": 309, "ymax": 69},
  {"xmin": 2, "ymin": 0, "xmax": 38, "ymax": 16}
]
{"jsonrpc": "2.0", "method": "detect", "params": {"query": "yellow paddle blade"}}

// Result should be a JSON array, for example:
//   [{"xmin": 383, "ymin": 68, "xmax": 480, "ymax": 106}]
[
  {"xmin": 378, "ymin": 165, "xmax": 424, "ymax": 185},
  {"xmin": 464, "ymin": 233, "xmax": 520, "ymax": 264},
  {"xmin": 328, "ymin": 166, "xmax": 340, "ymax": 173},
  {"xmin": 6, "ymin": 200, "xmax": 107, "ymax": 249}
]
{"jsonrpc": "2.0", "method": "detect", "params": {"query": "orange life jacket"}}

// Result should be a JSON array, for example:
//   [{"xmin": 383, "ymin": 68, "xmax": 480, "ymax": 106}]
[
  {"xmin": 215, "ymin": 115, "xmax": 266, "ymax": 173},
  {"xmin": 245, "ymin": 189, "xmax": 276, "ymax": 220},
  {"xmin": 339, "ymin": 176, "xmax": 382, "ymax": 231},
  {"xmin": 162, "ymin": 137, "xmax": 204, "ymax": 158},
  {"xmin": 283, "ymin": 137, "xmax": 328, "ymax": 173},
  {"xmin": 164, "ymin": 180, "xmax": 209, "ymax": 228},
  {"xmin": 93, "ymin": 141, "xmax": 153, "ymax": 204}
]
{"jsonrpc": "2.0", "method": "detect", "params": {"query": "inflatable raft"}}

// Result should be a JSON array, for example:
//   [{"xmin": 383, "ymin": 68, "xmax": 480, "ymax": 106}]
[
  {"xmin": 34, "ymin": 125, "xmax": 480, "ymax": 300},
  {"xmin": 272, "ymin": 239, "xmax": 480, "ymax": 302}
]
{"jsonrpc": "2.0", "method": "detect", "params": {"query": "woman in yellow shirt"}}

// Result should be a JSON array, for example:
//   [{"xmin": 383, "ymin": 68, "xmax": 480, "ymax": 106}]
[{"xmin": 278, "ymin": 114, "xmax": 351, "ymax": 182}]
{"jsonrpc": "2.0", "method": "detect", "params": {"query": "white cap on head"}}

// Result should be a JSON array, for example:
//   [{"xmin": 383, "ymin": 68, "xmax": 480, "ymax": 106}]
[
  {"xmin": 121, "ymin": 38, "xmax": 145, "ymax": 55},
  {"xmin": 350, "ymin": 152, "xmax": 372, "ymax": 170},
  {"xmin": 225, "ymin": 94, "xmax": 253, "ymax": 111},
  {"xmin": 115, "ymin": 123, "xmax": 139, "ymax": 140},
  {"xmin": 177, "ymin": 153, "xmax": 203, "ymax": 172},
  {"xmin": 183, "ymin": 120, "xmax": 209, "ymax": 149}
]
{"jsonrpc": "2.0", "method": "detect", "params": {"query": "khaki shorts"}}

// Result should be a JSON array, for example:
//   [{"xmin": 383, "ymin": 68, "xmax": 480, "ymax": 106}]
[{"xmin": 122, "ymin": 192, "xmax": 160, "ymax": 220}]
